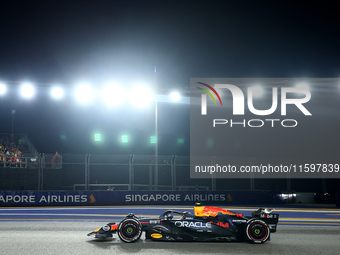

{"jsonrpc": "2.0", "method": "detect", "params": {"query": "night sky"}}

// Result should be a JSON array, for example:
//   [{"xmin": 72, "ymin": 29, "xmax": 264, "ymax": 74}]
[{"xmin": 0, "ymin": 1, "xmax": 339, "ymax": 156}]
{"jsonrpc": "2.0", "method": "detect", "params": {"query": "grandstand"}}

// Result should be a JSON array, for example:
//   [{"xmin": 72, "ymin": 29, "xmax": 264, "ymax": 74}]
[{"xmin": 0, "ymin": 133, "xmax": 338, "ymax": 204}]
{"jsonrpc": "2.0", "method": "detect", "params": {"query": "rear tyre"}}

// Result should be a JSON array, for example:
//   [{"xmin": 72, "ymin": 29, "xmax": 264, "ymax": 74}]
[
  {"xmin": 118, "ymin": 218, "xmax": 142, "ymax": 243},
  {"xmin": 245, "ymin": 219, "xmax": 270, "ymax": 244}
]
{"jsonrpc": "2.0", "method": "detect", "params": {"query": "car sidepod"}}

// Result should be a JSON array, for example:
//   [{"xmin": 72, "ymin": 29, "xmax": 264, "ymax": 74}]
[{"xmin": 145, "ymin": 218, "xmax": 242, "ymax": 242}]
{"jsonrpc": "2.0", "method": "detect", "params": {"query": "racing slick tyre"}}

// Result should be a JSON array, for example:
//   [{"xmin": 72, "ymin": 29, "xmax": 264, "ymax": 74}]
[
  {"xmin": 118, "ymin": 218, "xmax": 142, "ymax": 243},
  {"xmin": 245, "ymin": 219, "xmax": 270, "ymax": 244}
]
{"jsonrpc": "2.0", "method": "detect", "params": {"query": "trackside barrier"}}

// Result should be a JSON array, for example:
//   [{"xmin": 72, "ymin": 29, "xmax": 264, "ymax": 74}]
[
  {"xmin": 73, "ymin": 184, "xmax": 209, "ymax": 191},
  {"xmin": 0, "ymin": 190, "xmax": 284, "ymax": 207}
]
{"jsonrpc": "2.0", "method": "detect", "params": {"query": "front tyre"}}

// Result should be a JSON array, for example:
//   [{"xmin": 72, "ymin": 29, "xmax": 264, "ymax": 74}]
[
  {"xmin": 118, "ymin": 218, "xmax": 142, "ymax": 243},
  {"xmin": 245, "ymin": 219, "xmax": 270, "ymax": 244}
]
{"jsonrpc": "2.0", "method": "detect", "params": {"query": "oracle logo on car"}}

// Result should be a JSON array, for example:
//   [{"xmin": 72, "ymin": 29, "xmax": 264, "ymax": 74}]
[{"xmin": 174, "ymin": 221, "xmax": 212, "ymax": 228}]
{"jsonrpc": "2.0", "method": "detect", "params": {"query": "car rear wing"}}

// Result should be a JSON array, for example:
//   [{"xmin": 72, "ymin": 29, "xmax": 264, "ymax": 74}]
[{"xmin": 252, "ymin": 208, "xmax": 279, "ymax": 233}]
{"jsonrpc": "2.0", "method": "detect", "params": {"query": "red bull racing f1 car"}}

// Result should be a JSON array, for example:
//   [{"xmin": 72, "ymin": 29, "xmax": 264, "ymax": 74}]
[{"xmin": 88, "ymin": 203, "xmax": 279, "ymax": 244}]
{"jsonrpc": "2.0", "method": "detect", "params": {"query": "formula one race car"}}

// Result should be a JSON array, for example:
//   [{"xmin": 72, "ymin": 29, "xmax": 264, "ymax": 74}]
[{"xmin": 87, "ymin": 203, "xmax": 279, "ymax": 244}]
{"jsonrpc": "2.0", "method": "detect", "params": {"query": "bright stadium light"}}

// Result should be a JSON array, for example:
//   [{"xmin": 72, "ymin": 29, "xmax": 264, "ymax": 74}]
[
  {"xmin": 102, "ymin": 83, "xmax": 125, "ymax": 106},
  {"xmin": 169, "ymin": 91, "xmax": 181, "ymax": 101},
  {"xmin": 0, "ymin": 82, "xmax": 6, "ymax": 95},
  {"xmin": 130, "ymin": 86, "xmax": 153, "ymax": 107},
  {"xmin": 20, "ymin": 83, "xmax": 35, "ymax": 99},
  {"xmin": 75, "ymin": 84, "xmax": 94, "ymax": 104},
  {"xmin": 51, "ymin": 86, "xmax": 64, "ymax": 99}
]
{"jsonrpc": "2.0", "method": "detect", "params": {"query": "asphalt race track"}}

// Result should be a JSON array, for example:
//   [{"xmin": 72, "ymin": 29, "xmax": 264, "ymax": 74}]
[{"xmin": 1, "ymin": 206, "xmax": 340, "ymax": 255}]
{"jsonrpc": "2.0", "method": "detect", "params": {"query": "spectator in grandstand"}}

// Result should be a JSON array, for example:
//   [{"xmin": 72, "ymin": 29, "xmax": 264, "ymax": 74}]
[
  {"xmin": 0, "ymin": 136, "xmax": 18, "ymax": 167},
  {"xmin": 10, "ymin": 153, "xmax": 16, "ymax": 168},
  {"xmin": 55, "ymin": 151, "xmax": 61, "ymax": 169},
  {"xmin": 0, "ymin": 151, "xmax": 5, "ymax": 167},
  {"xmin": 15, "ymin": 153, "xmax": 24, "ymax": 168},
  {"xmin": 0, "ymin": 136, "xmax": 27, "ymax": 168},
  {"xmin": 51, "ymin": 154, "xmax": 56, "ymax": 169},
  {"xmin": 30, "ymin": 156, "xmax": 39, "ymax": 168},
  {"xmin": 0, "ymin": 143, "xmax": 4, "ymax": 165},
  {"xmin": 51, "ymin": 152, "xmax": 61, "ymax": 169},
  {"xmin": 5, "ymin": 150, "xmax": 11, "ymax": 167},
  {"xmin": 14, "ymin": 148, "xmax": 22, "ymax": 156}
]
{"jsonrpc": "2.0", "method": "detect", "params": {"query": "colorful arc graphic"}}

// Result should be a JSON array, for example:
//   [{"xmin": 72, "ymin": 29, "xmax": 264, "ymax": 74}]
[
  {"xmin": 197, "ymin": 82, "xmax": 222, "ymax": 106},
  {"xmin": 196, "ymin": 87, "xmax": 217, "ymax": 105}
]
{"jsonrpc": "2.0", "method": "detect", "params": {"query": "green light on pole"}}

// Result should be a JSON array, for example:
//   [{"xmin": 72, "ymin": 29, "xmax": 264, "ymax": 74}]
[
  {"xmin": 177, "ymin": 138, "xmax": 184, "ymax": 144},
  {"xmin": 150, "ymin": 136, "xmax": 157, "ymax": 144},
  {"xmin": 94, "ymin": 133, "xmax": 101, "ymax": 142},
  {"xmin": 121, "ymin": 135, "xmax": 129, "ymax": 143},
  {"xmin": 207, "ymin": 139, "xmax": 214, "ymax": 147},
  {"xmin": 60, "ymin": 135, "xmax": 67, "ymax": 140}
]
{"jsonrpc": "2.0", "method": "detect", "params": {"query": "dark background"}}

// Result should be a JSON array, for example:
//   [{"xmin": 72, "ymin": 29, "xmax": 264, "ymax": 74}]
[{"xmin": 0, "ymin": 1, "xmax": 339, "ymax": 171}]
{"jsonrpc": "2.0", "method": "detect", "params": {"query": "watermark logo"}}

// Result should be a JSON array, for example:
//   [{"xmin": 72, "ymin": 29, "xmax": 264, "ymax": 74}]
[
  {"xmin": 190, "ymin": 78, "xmax": 340, "ymax": 179},
  {"xmin": 195, "ymin": 80, "xmax": 312, "ymax": 128},
  {"xmin": 196, "ymin": 82, "xmax": 222, "ymax": 115},
  {"xmin": 198, "ymin": 83, "xmax": 311, "ymax": 116}
]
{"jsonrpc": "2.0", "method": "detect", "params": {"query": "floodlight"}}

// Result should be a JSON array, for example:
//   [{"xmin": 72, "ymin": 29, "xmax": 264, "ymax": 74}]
[
  {"xmin": 0, "ymin": 82, "xmax": 6, "ymax": 95},
  {"xmin": 169, "ymin": 91, "xmax": 181, "ymax": 101},
  {"xmin": 130, "ymin": 86, "xmax": 153, "ymax": 107},
  {"xmin": 20, "ymin": 83, "xmax": 35, "ymax": 99},
  {"xmin": 51, "ymin": 86, "xmax": 64, "ymax": 99},
  {"xmin": 75, "ymin": 84, "xmax": 94, "ymax": 104},
  {"xmin": 102, "ymin": 84, "xmax": 125, "ymax": 106}
]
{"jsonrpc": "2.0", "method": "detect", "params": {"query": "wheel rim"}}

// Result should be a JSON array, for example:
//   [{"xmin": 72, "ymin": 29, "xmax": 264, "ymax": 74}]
[
  {"xmin": 249, "ymin": 222, "xmax": 267, "ymax": 241},
  {"xmin": 121, "ymin": 221, "xmax": 139, "ymax": 239}
]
